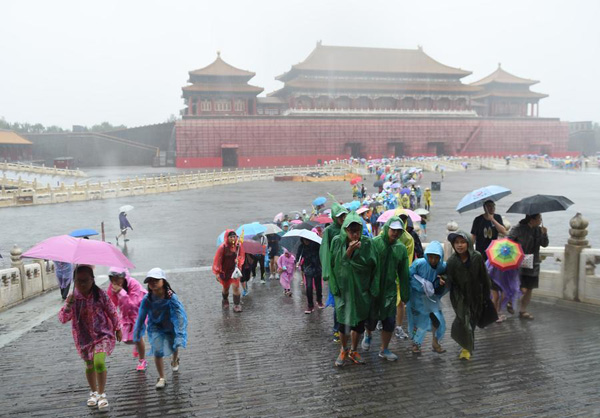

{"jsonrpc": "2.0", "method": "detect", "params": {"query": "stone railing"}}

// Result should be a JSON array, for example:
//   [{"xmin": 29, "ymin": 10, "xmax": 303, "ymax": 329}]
[
  {"xmin": 0, "ymin": 245, "xmax": 57, "ymax": 311},
  {"xmin": 0, "ymin": 161, "xmax": 86, "ymax": 178},
  {"xmin": 0, "ymin": 163, "xmax": 355, "ymax": 208},
  {"xmin": 428, "ymin": 213, "xmax": 600, "ymax": 306}
]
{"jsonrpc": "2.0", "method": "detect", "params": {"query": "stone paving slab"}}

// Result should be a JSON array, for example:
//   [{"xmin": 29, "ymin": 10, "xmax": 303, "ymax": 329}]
[{"xmin": 1, "ymin": 270, "xmax": 600, "ymax": 417}]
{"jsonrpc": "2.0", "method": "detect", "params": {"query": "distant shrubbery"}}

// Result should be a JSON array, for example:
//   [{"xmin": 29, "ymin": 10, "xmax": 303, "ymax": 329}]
[{"xmin": 0, "ymin": 117, "xmax": 127, "ymax": 133}]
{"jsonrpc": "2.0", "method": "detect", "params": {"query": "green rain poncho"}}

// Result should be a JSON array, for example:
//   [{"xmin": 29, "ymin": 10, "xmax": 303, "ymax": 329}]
[
  {"xmin": 319, "ymin": 203, "xmax": 348, "ymax": 282},
  {"xmin": 329, "ymin": 212, "xmax": 378, "ymax": 327},
  {"xmin": 371, "ymin": 216, "xmax": 410, "ymax": 321},
  {"xmin": 446, "ymin": 230, "xmax": 491, "ymax": 352}
]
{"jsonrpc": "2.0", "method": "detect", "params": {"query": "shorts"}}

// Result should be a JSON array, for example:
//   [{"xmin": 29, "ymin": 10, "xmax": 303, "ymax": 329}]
[
  {"xmin": 219, "ymin": 277, "xmax": 240, "ymax": 290},
  {"xmin": 366, "ymin": 316, "xmax": 396, "ymax": 333},
  {"xmin": 520, "ymin": 274, "xmax": 539, "ymax": 290},
  {"xmin": 338, "ymin": 320, "xmax": 366, "ymax": 335},
  {"xmin": 268, "ymin": 248, "xmax": 279, "ymax": 258}
]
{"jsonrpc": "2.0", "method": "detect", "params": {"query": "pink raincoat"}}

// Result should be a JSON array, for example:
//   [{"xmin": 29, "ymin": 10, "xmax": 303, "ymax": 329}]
[
  {"xmin": 277, "ymin": 248, "xmax": 296, "ymax": 290},
  {"xmin": 107, "ymin": 267, "xmax": 147, "ymax": 342},
  {"xmin": 58, "ymin": 287, "xmax": 121, "ymax": 361}
]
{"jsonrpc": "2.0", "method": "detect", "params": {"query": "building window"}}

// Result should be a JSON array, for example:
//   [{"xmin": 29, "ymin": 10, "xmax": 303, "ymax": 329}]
[
  {"xmin": 234, "ymin": 99, "xmax": 245, "ymax": 112},
  {"xmin": 191, "ymin": 97, "xmax": 198, "ymax": 115},
  {"xmin": 201, "ymin": 100, "xmax": 211, "ymax": 111},
  {"xmin": 215, "ymin": 99, "xmax": 231, "ymax": 111}
]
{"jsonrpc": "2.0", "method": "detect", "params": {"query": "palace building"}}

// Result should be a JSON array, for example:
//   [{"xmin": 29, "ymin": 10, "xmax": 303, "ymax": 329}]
[{"xmin": 176, "ymin": 43, "xmax": 568, "ymax": 168}]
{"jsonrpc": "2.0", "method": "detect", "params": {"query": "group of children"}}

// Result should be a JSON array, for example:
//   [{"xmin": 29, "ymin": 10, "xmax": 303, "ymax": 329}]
[{"xmin": 59, "ymin": 265, "xmax": 188, "ymax": 410}]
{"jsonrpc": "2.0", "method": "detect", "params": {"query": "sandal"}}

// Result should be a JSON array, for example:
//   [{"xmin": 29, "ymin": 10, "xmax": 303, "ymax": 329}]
[
  {"xmin": 411, "ymin": 344, "xmax": 422, "ymax": 355},
  {"xmin": 519, "ymin": 312, "xmax": 534, "ymax": 320},
  {"xmin": 97, "ymin": 393, "xmax": 109, "ymax": 410},
  {"xmin": 506, "ymin": 302, "xmax": 515, "ymax": 315},
  {"xmin": 432, "ymin": 343, "xmax": 447, "ymax": 354},
  {"xmin": 87, "ymin": 391, "xmax": 99, "ymax": 407}
]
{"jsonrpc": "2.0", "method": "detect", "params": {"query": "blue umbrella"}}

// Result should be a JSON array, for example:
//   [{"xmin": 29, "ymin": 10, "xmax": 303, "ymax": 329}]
[
  {"xmin": 216, "ymin": 231, "xmax": 226, "ymax": 246},
  {"xmin": 313, "ymin": 196, "xmax": 327, "ymax": 206},
  {"xmin": 69, "ymin": 228, "xmax": 99, "ymax": 238},
  {"xmin": 456, "ymin": 185, "xmax": 512, "ymax": 213},
  {"xmin": 343, "ymin": 201, "xmax": 362, "ymax": 211},
  {"xmin": 235, "ymin": 222, "xmax": 266, "ymax": 237}
]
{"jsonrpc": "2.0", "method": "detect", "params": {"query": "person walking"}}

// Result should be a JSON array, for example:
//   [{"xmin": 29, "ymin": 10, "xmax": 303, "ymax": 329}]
[
  {"xmin": 253, "ymin": 234, "xmax": 267, "ymax": 283},
  {"xmin": 446, "ymin": 231, "xmax": 492, "ymax": 360},
  {"xmin": 58, "ymin": 265, "xmax": 122, "ymax": 410},
  {"xmin": 267, "ymin": 232, "xmax": 281, "ymax": 280},
  {"xmin": 116, "ymin": 211, "xmax": 133, "ymax": 244},
  {"xmin": 55, "ymin": 261, "xmax": 73, "ymax": 300},
  {"xmin": 133, "ymin": 268, "xmax": 188, "ymax": 390},
  {"xmin": 212, "ymin": 230, "xmax": 245, "ymax": 312},
  {"xmin": 277, "ymin": 248, "xmax": 296, "ymax": 297},
  {"xmin": 329, "ymin": 212, "xmax": 377, "ymax": 367},
  {"xmin": 508, "ymin": 214, "xmax": 549, "ymax": 320},
  {"xmin": 363, "ymin": 217, "xmax": 409, "ymax": 361},
  {"xmin": 297, "ymin": 237, "xmax": 323, "ymax": 313},
  {"xmin": 423, "ymin": 187, "xmax": 432, "ymax": 211},
  {"xmin": 406, "ymin": 241, "xmax": 447, "ymax": 355},
  {"xmin": 107, "ymin": 267, "xmax": 148, "ymax": 371}
]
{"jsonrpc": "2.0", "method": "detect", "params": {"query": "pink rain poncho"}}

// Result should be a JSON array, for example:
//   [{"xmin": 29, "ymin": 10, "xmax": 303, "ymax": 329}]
[
  {"xmin": 107, "ymin": 267, "xmax": 147, "ymax": 342},
  {"xmin": 277, "ymin": 248, "xmax": 296, "ymax": 290},
  {"xmin": 58, "ymin": 287, "xmax": 121, "ymax": 361}
]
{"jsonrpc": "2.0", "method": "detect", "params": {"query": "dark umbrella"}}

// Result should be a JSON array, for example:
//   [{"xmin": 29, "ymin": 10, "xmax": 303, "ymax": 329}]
[
  {"xmin": 507, "ymin": 194, "xmax": 574, "ymax": 215},
  {"xmin": 373, "ymin": 179, "xmax": 384, "ymax": 188},
  {"xmin": 291, "ymin": 221, "xmax": 317, "ymax": 230}
]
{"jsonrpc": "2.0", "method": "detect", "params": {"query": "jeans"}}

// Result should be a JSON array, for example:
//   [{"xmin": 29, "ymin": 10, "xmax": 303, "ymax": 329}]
[{"xmin": 305, "ymin": 273, "xmax": 322, "ymax": 309}]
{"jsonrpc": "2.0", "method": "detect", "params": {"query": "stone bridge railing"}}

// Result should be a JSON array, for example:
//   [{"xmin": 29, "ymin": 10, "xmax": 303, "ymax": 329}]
[
  {"xmin": 0, "ymin": 163, "xmax": 355, "ymax": 208},
  {"xmin": 0, "ymin": 161, "xmax": 86, "ymax": 178}
]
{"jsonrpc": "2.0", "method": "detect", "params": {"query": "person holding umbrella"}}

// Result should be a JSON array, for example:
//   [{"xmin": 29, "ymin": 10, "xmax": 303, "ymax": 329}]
[
  {"xmin": 296, "ymin": 236, "xmax": 323, "ymax": 313},
  {"xmin": 212, "ymin": 230, "xmax": 245, "ymax": 312},
  {"xmin": 116, "ymin": 209, "xmax": 133, "ymax": 244},
  {"xmin": 508, "ymin": 214, "xmax": 549, "ymax": 320}
]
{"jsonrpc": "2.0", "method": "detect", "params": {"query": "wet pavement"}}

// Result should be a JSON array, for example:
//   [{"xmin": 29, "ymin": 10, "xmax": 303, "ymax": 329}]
[
  {"xmin": 1, "ymin": 168, "xmax": 599, "ymax": 274},
  {"xmin": 1, "ymin": 269, "xmax": 599, "ymax": 417}
]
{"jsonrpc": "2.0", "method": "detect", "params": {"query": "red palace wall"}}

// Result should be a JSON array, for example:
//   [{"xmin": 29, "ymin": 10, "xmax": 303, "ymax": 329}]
[{"xmin": 175, "ymin": 117, "xmax": 569, "ymax": 168}]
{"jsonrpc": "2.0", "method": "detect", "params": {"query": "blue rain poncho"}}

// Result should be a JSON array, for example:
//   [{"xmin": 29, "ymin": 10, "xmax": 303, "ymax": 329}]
[
  {"xmin": 133, "ymin": 292, "xmax": 188, "ymax": 358},
  {"xmin": 406, "ymin": 241, "xmax": 448, "ymax": 346}
]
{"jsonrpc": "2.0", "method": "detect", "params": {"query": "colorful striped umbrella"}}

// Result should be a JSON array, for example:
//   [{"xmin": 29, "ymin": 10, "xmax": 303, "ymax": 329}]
[{"xmin": 485, "ymin": 238, "xmax": 524, "ymax": 271}]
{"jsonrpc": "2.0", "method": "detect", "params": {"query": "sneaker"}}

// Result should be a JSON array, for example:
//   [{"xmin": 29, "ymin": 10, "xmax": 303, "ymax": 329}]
[
  {"xmin": 459, "ymin": 348, "xmax": 471, "ymax": 360},
  {"xmin": 317, "ymin": 302, "xmax": 325, "ymax": 309},
  {"xmin": 379, "ymin": 349, "xmax": 398, "ymax": 361},
  {"xmin": 222, "ymin": 299, "xmax": 230, "ymax": 309},
  {"xmin": 333, "ymin": 332, "xmax": 341, "ymax": 343},
  {"xmin": 395, "ymin": 326, "xmax": 408, "ymax": 340},
  {"xmin": 97, "ymin": 393, "xmax": 109, "ymax": 410},
  {"xmin": 376, "ymin": 321, "xmax": 383, "ymax": 331},
  {"xmin": 233, "ymin": 304, "xmax": 242, "ymax": 313},
  {"xmin": 260, "ymin": 279, "xmax": 266, "ymax": 284},
  {"xmin": 156, "ymin": 378, "xmax": 167, "ymax": 389},
  {"xmin": 361, "ymin": 334, "xmax": 372, "ymax": 351},
  {"xmin": 171, "ymin": 357, "xmax": 180, "ymax": 372},
  {"xmin": 136, "ymin": 359, "xmax": 148, "ymax": 371},
  {"xmin": 304, "ymin": 308, "xmax": 313, "ymax": 314},
  {"xmin": 87, "ymin": 391, "xmax": 99, "ymax": 407},
  {"xmin": 242, "ymin": 288, "xmax": 248, "ymax": 297},
  {"xmin": 348, "ymin": 350, "xmax": 366, "ymax": 365},
  {"xmin": 335, "ymin": 348, "xmax": 348, "ymax": 367}
]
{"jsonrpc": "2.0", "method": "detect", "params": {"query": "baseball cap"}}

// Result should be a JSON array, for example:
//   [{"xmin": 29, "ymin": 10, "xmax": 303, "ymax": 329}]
[
  {"xmin": 389, "ymin": 221, "xmax": 404, "ymax": 230},
  {"xmin": 144, "ymin": 267, "xmax": 167, "ymax": 283}
]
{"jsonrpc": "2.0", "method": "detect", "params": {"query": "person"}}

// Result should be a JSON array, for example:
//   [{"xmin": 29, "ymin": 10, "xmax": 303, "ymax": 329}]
[
  {"xmin": 424, "ymin": 187, "xmax": 432, "ymax": 211},
  {"xmin": 320, "ymin": 203, "xmax": 349, "ymax": 343},
  {"xmin": 400, "ymin": 216, "xmax": 424, "ymax": 259},
  {"xmin": 400, "ymin": 193, "xmax": 410, "ymax": 209},
  {"xmin": 253, "ymin": 234, "xmax": 267, "ymax": 283},
  {"xmin": 107, "ymin": 267, "xmax": 148, "ymax": 371},
  {"xmin": 58, "ymin": 265, "xmax": 122, "ymax": 410},
  {"xmin": 360, "ymin": 183, "xmax": 367, "ymax": 200},
  {"xmin": 329, "ymin": 212, "xmax": 377, "ymax": 366},
  {"xmin": 277, "ymin": 248, "xmax": 296, "ymax": 297},
  {"xmin": 415, "ymin": 186, "xmax": 423, "ymax": 207},
  {"xmin": 133, "ymin": 268, "xmax": 188, "ymax": 390},
  {"xmin": 296, "ymin": 237, "xmax": 323, "ymax": 313},
  {"xmin": 370, "ymin": 206, "xmax": 381, "ymax": 236},
  {"xmin": 212, "ymin": 230, "xmax": 245, "ymax": 312},
  {"xmin": 485, "ymin": 259, "xmax": 519, "ymax": 321},
  {"xmin": 471, "ymin": 200, "xmax": 507, "ymax": 312},
  {"xmin": 55, "ymin": 261, "xmax": 73, "ymax": 300},
  {"xmin": 302, "ymin": 209, "xmax": 310, "ymax": 222},
  {"xmin": 352, "ymin": 184, "xmax": 359, "ymax": 199},
  {"xmin": 356, "ymin": 206, "xmax": 373, "ymax": 238},
  {"xmin": 267, "ymin": 232, "xmax": 281, "ymax": 280},
  {"xmin": 406, "ymin": 241, "xmax": 447, "ymax": 355},
  {"xmin": 363, "ymin": 218, "xmax": 409, "ymax": 361},
  {"xmin": 241, "ymin": 253, "xmax": 256, "ymax": 296},
  {"xmin": 409, "ymin": 192, "xmax": 417, "ymax": 210},
  {"xmin": 419, "ymin": 214, "xmax": 427, "ymax": 239},
  {"xmin": 508, "ymin": 214, "xmax": 549, "ymax": 320},
  {"xmin": 116, "ymin": 211, "xmax": 133, "ymax": 244},
  {"xmin": 446, "ymin": 231, "xmax": 492, "ymax": 360}
]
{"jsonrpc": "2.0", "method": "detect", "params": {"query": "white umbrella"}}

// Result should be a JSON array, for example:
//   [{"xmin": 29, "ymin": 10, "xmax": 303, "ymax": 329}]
[
  {"xmin": 415, "ymin": 208, "xmax": 429, "ymax": 216},
  {"xmin": 262, "ymin": 224, "xmax": 282, "ymax": 235},
  {"xmin": 283, "ymin": 229, "xmax": 322, "ymax": 245},
  {"xmin": 119, "ymin": 205, "xmax": 134, "ymax": 213}
]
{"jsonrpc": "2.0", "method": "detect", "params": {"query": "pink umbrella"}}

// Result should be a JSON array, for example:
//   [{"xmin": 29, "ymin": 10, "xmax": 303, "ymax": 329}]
[
  {"xmin": 273, "ymin": 212, "xmax": 284, "ymax": 222},
  {"xmin": 242, "ymin": 240, "xmax": 265, "ymax": 256},
  {"xmin": 23, "ymin": 235, "xmax": 134, "ymax": 269},
  {"xmin": 377, "ymin": 209, "xmax": 421, "ymax": 224},
  {"xmin": 395, "ymin": 208, "xmax": 422, "ymax": 222},
  {"xmin": 290, "ymin": 219, "xmax": 302, "ymax": 225}
]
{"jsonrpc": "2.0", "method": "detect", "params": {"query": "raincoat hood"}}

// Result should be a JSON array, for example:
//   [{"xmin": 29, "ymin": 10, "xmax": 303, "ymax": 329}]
[
  {"xmin": 381, "ymin": 216, "xmax": 404, "ymax": 245},
  {"xmin": 108, "ymin": 266, "xmax": 130, "ymax": 278},
  {"xmin": 222, "ymin": 229, "xmax": 239, "ymax": 250},
  {"xmin": 424, "ymin": 241, "xmax": 444, "ymax": 259},
  {"xmin": 448, "ymin": 230, "xmax": 475, "ymax": 255},
  {"xmin": 338, "ymin": 212, "xmax": 363, "ymax": 243},
  {"xmin": 331, "ymin": 202, "xmax": 349, "ymax": 219}
]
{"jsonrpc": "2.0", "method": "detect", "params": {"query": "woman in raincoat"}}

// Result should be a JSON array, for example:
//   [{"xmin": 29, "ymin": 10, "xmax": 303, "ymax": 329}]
[
  {"xmin": 400, "ymin": 193, "xmax": 410, "ymax": 209},
  {"xmin": 363, "ymin": 216, "xmax": 410, "ymax": 361},
  {"xmin": 406, "ymin": 241, "xmax": 447, "ymax": 355},
  {"xmin": 329, "ymin": 212, "xmax": 378, "ymax": 366},
  {"xmin": 423, "ymin": 188, "xmax": 432, "ymax": 211},
  {"xmin": 277, "ymin": 248, "xmax": 296, "ymax": 297},
  {"xmin": 107, "ymin": 266, "xmax": 148, "ymax": 371},
  {"xmin": 212, "ymin": 230, "xmax": 245, "ymax": 312},
  {"xmin": 446, "ymin": 231, "xmax": 491, "ymax": 360}
]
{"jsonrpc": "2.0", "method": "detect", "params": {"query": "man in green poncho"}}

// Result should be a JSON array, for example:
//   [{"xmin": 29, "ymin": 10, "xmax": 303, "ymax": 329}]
[
  {"xmin": 329, "ymin": 212, "xmax": 378, "ymax": 367},
  {"xmin": 362, "ymin": 216, "xmax": 410, "ymax": 361},
  {"xmin": 320, "ymin": 203, "xmax": 349, "ymax": 342}
]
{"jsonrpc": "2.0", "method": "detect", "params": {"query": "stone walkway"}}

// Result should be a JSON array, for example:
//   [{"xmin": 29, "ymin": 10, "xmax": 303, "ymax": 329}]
[{"xmin": 1, "ymin": 270, "xmax": 599, "ymax": 417}]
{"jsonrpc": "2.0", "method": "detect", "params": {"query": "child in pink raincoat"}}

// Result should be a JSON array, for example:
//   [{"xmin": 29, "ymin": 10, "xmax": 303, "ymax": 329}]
[
  {"xmin": 107, "ymin": 266, "xmax": 148, "ymax": 371},
  {"xmin": 58, "ymin": 265, "xmax": 122, "ymax": 411},
  {"xmin": 277, "ymin": 248, "xmax": 296, "ymax": 296}
]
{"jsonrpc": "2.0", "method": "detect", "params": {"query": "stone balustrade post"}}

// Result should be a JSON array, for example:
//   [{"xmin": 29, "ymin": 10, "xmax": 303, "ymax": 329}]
[
  {"xmin": 563, "ymin": 212, "xmax": 589, "ymax": 301},
  {"xmin": 10, "ymin": 244, "xmax": 26, "ymax": 298},
  {"xmin": 443, "ymin": 220, "xmax": 459, "ymax": 261}
]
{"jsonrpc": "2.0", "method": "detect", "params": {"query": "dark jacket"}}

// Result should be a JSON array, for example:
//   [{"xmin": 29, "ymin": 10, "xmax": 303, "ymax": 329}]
[{"xmin": 508, "ymin": 221, "xmax": 549, "ymax": 277}]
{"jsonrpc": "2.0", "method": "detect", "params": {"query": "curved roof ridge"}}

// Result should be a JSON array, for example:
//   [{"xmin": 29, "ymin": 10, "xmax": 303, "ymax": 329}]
[
  {"xmin": 471, "ymin": 64, "xmax": 538, "ymax": 86},
  {"xmin": 189, "ymin": 52, "xmax": 255, "ymax": 77}
]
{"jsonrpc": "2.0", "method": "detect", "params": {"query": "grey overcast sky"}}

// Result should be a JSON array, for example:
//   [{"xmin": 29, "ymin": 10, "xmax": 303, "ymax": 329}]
[{"xmin": 1, "ymin": 0, "xmax": 598, "ymax": 128}]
